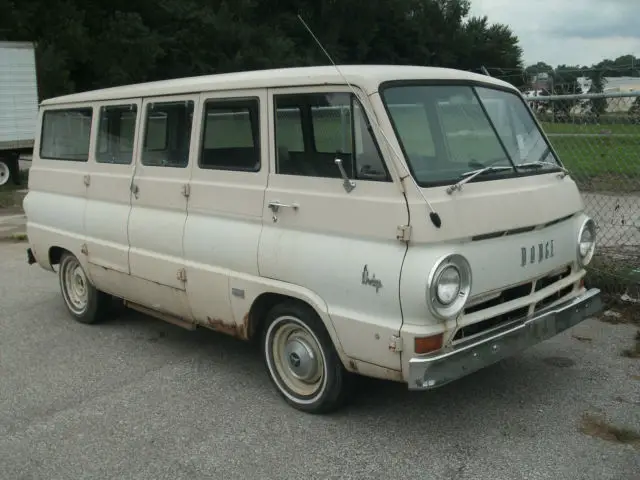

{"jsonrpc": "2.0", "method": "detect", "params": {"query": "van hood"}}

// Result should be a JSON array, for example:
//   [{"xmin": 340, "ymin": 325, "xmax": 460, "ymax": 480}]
[{"xmin": 405, "ymin": 174, "xmax": 585, "ymax": 244}]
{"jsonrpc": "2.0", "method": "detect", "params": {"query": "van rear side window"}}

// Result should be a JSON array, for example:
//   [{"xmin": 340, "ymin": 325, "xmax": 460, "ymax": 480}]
[
  {"xmin": 96, "ymin": 104, "xmax": 138, "ymax": 164},
  {"xmin": 199, "ymin": 98, "xmax": 260, "ymax": 171},
  {"xmin": 40, "ymin": 108, "xmax": 93, "ymax": 161},
  {"xmin": 142, "ymin": 100, "xmax": 194, "ymax": 168}
]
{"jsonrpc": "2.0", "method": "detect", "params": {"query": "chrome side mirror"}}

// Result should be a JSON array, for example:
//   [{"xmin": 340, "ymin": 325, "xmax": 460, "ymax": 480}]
[{"xmin": 334, "ymin": 158, "xmax": 356, "ymax": 193}]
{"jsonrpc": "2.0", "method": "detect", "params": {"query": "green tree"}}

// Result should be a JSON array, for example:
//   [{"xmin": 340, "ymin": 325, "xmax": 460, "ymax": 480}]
[
  {"xmin": 0, "ymin": 0, "xmax": 525, "ymax": 99},
  {"xmin": 587, "ymin": 70, "xmax": 607, "ymax": 121}
]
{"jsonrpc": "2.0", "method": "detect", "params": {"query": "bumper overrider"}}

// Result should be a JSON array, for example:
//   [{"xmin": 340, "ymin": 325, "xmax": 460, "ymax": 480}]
[{"xmin": 408, "ymin": 288, "xmax": 603, "ymax": 390}]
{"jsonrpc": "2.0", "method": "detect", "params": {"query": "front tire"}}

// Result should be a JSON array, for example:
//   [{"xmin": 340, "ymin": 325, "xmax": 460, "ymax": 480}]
[
  {"xmin": 261, "ymin": 301, "xmax": 353, "ymax": 414},
  {"xmin": 58, "ymin": 252, "xmax": 110, "ymax": 324}
]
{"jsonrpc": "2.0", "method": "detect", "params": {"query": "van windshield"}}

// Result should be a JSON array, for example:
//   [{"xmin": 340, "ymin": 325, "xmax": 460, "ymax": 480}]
[{"xmin": 380, "ymin": 83, "xmax": 561, "ymax": 187}]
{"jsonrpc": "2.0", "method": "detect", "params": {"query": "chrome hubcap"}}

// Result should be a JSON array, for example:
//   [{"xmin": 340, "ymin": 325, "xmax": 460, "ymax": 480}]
[
  {"xmin": 62, "ymin": 258, "xmax": 89, "ymax": 314},
  {"xmin": 270, "ymin": 318, "xmax": 325, "ymax": 398},
  {"xmin": 283, "ymin": 335, "xmax": 319, "ymax": 382}
]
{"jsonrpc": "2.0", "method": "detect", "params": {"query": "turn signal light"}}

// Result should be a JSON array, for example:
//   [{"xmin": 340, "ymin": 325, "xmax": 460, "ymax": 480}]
[{"xmin": 415, "ymin": 334, "xmax": 443, "ymax": 354}]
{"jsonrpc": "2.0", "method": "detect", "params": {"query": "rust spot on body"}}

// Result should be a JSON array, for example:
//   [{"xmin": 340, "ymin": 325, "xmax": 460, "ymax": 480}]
[{"xmin": 205, "ymin": 317, "xmax": 249, "ymax": 340}]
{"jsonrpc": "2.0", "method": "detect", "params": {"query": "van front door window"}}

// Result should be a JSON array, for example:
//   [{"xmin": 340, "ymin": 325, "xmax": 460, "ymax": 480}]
[{"xmin": 274, "ymin": 92, "xmax": 389, "ymax": 182}]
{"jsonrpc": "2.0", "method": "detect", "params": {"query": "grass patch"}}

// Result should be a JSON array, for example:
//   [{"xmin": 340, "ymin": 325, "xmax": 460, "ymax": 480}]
[
  {"xmin": 579, "ymin": 412, "xmax": 640, "ymax": 450},
  {"xmin": 541, "ymin": 122, "xmax": 640, "ymax": 135},
  {"xmin": 546, "ymin": 135, "xmax": 640, "ymax": 192},
  {"xmin": 0, "ymin": 232, "xmax": 28, "ymax": 243},
  {"xmin": 10, "ymin": 232, "xmax": 27, "ymax": 242}
]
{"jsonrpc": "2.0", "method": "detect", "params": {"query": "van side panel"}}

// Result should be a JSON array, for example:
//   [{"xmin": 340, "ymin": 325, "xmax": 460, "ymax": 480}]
[
  {"xmin": 84, "ymin": 164, "xmax": 134, "ymax": 273},
  {"xmin": 257, "ymin": 86, "xmax": 410, "ymax": 371},
  {"xmin": 83, "ymin": 100, "xmax": 140, "ymax": 284},
  {"xmin": 183, "ymin": 91, "xmax": 268, "ymax": 331},
  {"xmin": 25, "ymin": 106, "xmax": 93, "ymax": 272},
  {"xmin": 183, "ymin": 200, "xmax": 264, "ymax": 330},
  {"xmin": 125, "ymin": 95, "xmax": 199, "ymax": 320}
]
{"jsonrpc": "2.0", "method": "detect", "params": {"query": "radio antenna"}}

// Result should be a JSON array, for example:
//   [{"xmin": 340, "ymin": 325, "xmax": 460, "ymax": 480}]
[{"xmin": 296, "ymin": 14, "xmax": 442, "ymax": 229}]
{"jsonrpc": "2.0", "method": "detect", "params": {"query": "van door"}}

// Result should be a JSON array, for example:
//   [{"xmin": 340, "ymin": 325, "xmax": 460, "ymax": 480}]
[
  {"xmin": 183, "ymin": 89, "xmax": 268, "ymax": 331},
  {"xmin": 28, "ymin": 105, "xmax": 93, "ymax": 269},
  {"xmin": 126, "ymin": 95, "xmax": 199, "ymax": 319},
  {"xmin": 84, "ymin": 99, "xmax": 140, "ymax": 292},
  {"xmin": 258, "ymin": 86, "xmax": 409, "ymax": 371}
]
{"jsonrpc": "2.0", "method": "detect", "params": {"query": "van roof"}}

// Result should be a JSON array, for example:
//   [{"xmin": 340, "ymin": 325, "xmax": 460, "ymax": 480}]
[{"xmin": 40, "ymin": 64, "xmax": 517, "ymax": 106}]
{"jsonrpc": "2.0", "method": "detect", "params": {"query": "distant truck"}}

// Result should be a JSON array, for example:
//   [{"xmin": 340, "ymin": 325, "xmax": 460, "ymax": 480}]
[{"xmin": 0, "ymin": 41, "xmax": 39, "ymax": 186}]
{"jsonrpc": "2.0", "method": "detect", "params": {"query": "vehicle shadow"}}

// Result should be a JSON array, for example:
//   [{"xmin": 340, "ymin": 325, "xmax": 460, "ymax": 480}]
[{"xmin": 105, "ymin": 305, "xmax": 581, "ymax": 424}]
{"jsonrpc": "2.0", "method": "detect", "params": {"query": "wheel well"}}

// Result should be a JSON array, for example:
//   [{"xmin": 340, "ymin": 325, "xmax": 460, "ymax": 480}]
[
  {"xmin": 247, "ymin": 293, "xmax": 320, "ymax": 343},
  {"xmin": 49, "ymin": 246, "xmax": 67, "ymax": 267}
]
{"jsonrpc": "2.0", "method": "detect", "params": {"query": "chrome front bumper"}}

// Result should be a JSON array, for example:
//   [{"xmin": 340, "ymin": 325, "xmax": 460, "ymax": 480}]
[{"xmin": 408, "ymin": 288, "xmax": 603, "ymax": 390}]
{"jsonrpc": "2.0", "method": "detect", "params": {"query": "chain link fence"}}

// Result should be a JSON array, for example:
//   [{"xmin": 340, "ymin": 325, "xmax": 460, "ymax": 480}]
[{"xmin": 527, "ymin": 90, "xmax": 640, "ymax": 297}]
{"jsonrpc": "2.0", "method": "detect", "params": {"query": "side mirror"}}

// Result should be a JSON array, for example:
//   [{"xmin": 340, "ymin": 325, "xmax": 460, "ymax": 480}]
[{"xmin": 335, "ymin": 158, "xmax": 356, "ymax": 193}]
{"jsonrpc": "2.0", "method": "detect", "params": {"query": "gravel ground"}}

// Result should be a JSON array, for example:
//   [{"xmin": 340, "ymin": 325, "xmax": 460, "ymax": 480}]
[{"xmin": 0, "ymin": 242, "xmax": 638, "ymax": 480}]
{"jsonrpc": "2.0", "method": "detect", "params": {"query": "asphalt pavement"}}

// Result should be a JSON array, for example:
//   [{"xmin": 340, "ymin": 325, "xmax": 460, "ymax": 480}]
[{"xmin": 0, "ymin": 242, "xmax": 639, "ymax": 480}]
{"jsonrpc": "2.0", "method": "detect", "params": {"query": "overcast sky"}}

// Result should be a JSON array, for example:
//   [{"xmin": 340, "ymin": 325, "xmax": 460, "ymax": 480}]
[{"xmin": 469, "ymin": 0, "xmax": 640, "ymax": 68}]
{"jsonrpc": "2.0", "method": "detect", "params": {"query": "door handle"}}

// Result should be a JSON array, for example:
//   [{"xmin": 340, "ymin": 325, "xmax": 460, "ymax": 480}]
[
  {"xmin": 268, "ymin": 200, "xmax": 298, "ymax": 223},
  {"xmin": 131, "ymin": 183, "xmax": 139, "ymax": 198},
  {"xmin": 268, "ymin": 201, "xmax": 299, "ymax": 212}
]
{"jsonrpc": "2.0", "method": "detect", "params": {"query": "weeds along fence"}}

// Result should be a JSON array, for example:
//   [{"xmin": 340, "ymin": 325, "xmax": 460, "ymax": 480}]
[{"xmin": 527, "ymin": 90, "xmax": 640, "ymax": 297}]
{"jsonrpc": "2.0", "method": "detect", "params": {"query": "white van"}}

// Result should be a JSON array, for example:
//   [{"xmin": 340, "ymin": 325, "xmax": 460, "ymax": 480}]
[{"xmin": 24, "ymin": 65, "xmax": 602, "ymax": 413}]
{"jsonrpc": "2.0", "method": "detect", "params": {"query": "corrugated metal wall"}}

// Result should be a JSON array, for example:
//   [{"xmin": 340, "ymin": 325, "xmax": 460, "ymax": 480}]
[{"xmin": 0, "ymin": 42, "xmax": 38, "ymax": 150}]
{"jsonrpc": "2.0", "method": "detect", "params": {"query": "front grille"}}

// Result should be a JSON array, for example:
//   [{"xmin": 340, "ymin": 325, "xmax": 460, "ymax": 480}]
[
  {"xmin": 534, "ymin": 266, "xmax": 571, "ymax": 292},
  {"xmin": 464, "ymin": 281, "xmax": 533, "ymax": 315},
  {"xmin": 534, "ymin": 285, "xmax": 574, "ymax": 312},
  {"xmin": 453, "ymin": 306, "xmax": 529, "ymax": 341},
  {"xmin": 453, "ymin": 265, "xmax": 574, "ymax": 342}
]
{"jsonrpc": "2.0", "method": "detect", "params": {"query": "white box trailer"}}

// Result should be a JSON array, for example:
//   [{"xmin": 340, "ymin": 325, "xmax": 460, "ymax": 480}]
[{"xmin": 0, "ymin": 41, "xmax": 39, "ymax": 186}]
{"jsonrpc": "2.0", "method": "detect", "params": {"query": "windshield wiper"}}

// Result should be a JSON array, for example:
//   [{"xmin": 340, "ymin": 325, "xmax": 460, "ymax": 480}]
[
  {"xmin": 522, "ymin": 146, "xmax": 567, "ymax": 173},
  {"xmin": 515, "ymin": 153, "xmax": 570, "ymax": 177},
  {"xmin": 446, "ymin": 165, "xmax": 513, "ymax": 194},
  {"xmin": 517, "ymin": 161, "xmax": 568, "ymax": 172}
]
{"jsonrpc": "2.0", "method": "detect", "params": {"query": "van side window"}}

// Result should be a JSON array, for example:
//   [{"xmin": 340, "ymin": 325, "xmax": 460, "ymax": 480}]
[
  {"xmin": 40, "ymin": 108, "xmax": 93, "ymax": 161},
  {"xmin": 275, "ymin": 107, "xmax": 304, "ymax": 152},
  {"xmin": 274, "ymin": 93, "xmax": 389, "ymax": 181},
  {"xmin": 96, "ymin": 104, "xmax": 138, "ymax": 164},
  {"xmin": 199, "ymin": 98, "xmax": 260, "ymax": 171},
  {"xmin": 142, "ymin": 100, "xmax": 194, "ymax": 168}
]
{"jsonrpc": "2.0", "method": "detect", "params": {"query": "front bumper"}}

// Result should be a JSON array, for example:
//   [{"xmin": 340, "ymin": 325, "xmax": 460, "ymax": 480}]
[{"xmin": 408, "ymin": 288, "xmax": 603, "ymax": 390}]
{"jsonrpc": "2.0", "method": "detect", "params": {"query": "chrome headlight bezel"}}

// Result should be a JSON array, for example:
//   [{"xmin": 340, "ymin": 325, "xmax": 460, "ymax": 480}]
[
  {"xmin": 576, "ymin": 217, "xmax": 596, "ymax": 267},
  {"xmin": 427, "ymin": 254, "xmax": 472, "ymax": 320}
]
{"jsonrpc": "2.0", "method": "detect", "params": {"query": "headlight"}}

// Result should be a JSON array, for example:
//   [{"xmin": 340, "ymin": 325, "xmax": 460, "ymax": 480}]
[
  {"xmin": 436, "ymin": 266, "xmax": 461, "ymax": 305},
  {"xmin": 427, "ymin": 254, "xmax": 472, "ymax": 320},
  {"xmin": 577, "ymin": 218, "xmax": 596, "ymax": 267}
]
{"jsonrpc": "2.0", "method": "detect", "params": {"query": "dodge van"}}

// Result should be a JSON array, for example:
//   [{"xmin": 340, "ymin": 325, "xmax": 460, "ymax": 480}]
[{"xmin": 24, "ymin": 65, "xmax": 603, "ymax": 413}]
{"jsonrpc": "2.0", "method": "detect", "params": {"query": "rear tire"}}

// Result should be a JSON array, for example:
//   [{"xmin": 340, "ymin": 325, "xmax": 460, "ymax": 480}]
[
  {"xmin": 58, "ymin": 252, "xmax": 111, "ymax": 324},
  {"xmin": 261, "ymin": 301, "xmax": 353, "ymax": 414},
  {"xmin": 0, "ymin": 160, "xmax": 9, "ymax": 186}
]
